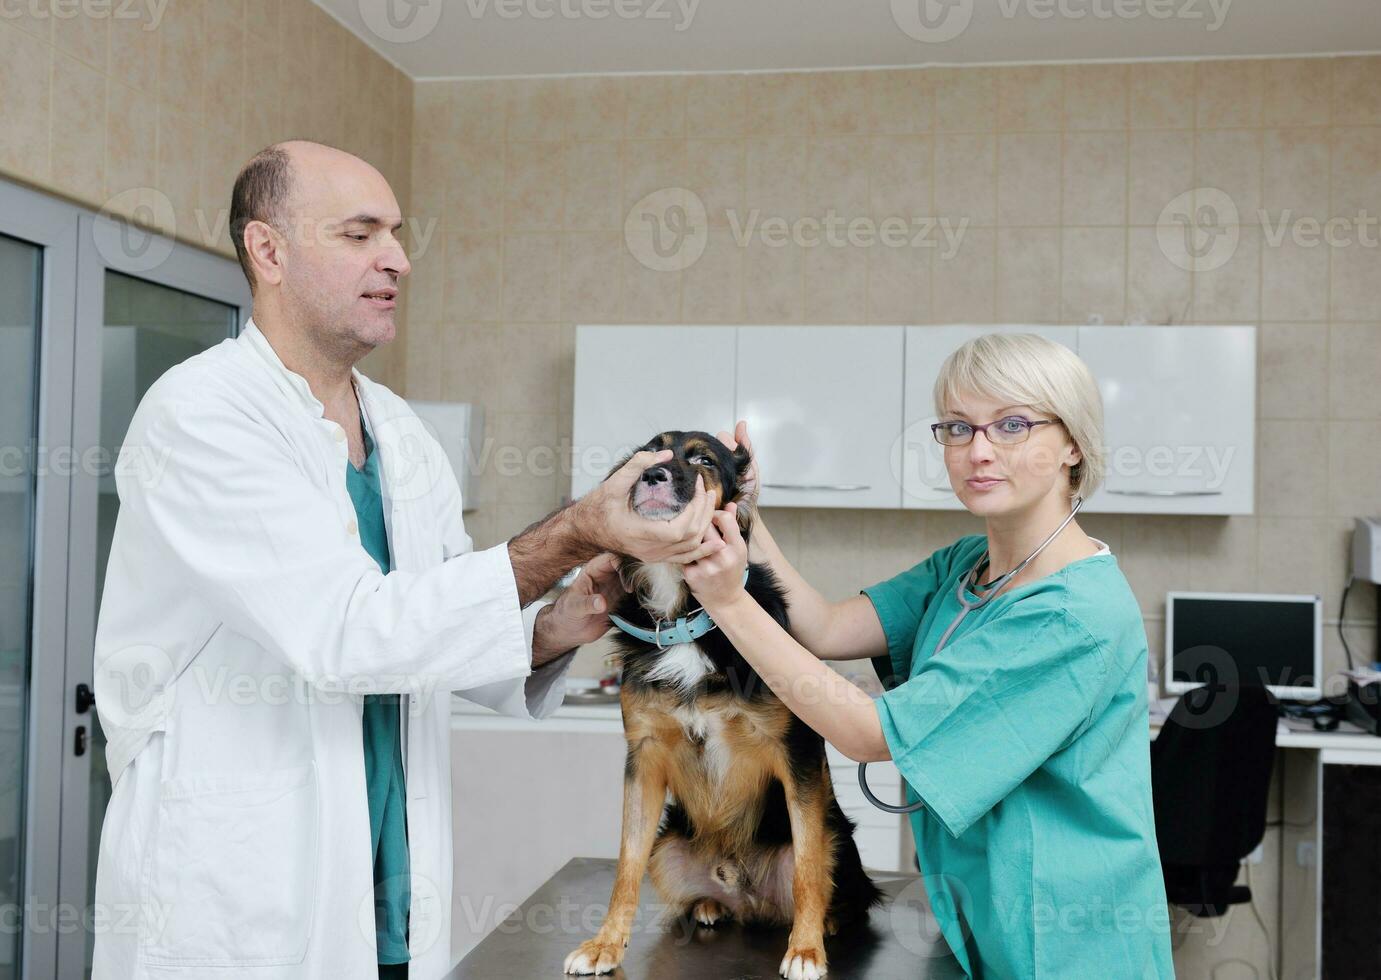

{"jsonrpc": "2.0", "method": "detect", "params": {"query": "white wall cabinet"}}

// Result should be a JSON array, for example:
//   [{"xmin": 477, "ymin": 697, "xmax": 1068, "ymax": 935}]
[
  {"xmin": 1077, "ymin": 325, "xmax": 1255, "ymax": 514},
  {"xmin": 571, "ymin": 325, "xmax": 737, "ymax": 500},
  {"xmin": 572, "ymin": 324, "xmax": 1256, "ymax": 515},
  {"xmin": 737, "ymin": 326, "xmax": 904, "ymax": 509}
]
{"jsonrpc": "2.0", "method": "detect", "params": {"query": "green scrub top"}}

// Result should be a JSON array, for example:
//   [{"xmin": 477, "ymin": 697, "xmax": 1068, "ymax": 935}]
[
  {"xmin": 345, "ymin": 411, "xmax": 411, "ymax": 966},
  {"xmin": 863, "ymin": 533, "xmax": 1174, "ymax": 979}
]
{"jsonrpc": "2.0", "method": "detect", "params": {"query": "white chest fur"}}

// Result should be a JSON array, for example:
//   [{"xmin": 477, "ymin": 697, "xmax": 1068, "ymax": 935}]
[
  {"xmin": 643, "ymin": 642, "xmax": 717, "ymax": 693},
  {"xmin": 629, "ymin": 561, "xmax": 719, "ymax": 693},
  {"xmin": 631, "ymin": 561, "xmax": 688, "ymax": 619}
]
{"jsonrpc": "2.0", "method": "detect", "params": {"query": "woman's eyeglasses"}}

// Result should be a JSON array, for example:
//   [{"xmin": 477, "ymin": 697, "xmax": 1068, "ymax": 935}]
[{"xmin": 931, "ymin": 415, "xmax": 1060, "ymax": 447}]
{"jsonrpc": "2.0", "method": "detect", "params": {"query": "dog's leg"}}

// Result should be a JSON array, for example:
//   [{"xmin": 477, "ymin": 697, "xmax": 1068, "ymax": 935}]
[
  {"xmin": 776, "ymin": 758, "xmax": 835, "ymax": 980},
  {"xmin": 564, "ymin": 739, "xmax": 667, "ymax": 975}
]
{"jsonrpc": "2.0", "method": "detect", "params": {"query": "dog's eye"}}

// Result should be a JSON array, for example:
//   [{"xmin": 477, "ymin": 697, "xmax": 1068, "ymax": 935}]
[{"xmin": 691, "ymin": 454, "xmax": 714, "ymax": 466}]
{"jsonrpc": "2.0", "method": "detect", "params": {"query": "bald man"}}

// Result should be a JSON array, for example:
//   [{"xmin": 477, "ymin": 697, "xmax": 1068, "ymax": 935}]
[{"xmin": 91, "ymin": 141, "xmax": 722, "ymax": 980}]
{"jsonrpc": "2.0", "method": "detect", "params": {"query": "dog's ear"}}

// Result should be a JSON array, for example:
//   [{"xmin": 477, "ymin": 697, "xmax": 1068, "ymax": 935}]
[{"xmin": 734, "ymin": 498, "xmax": 755, "ymax": 543}]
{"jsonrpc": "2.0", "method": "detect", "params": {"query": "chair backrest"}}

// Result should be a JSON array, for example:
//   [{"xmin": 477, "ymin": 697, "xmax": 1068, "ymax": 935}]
[{"xmin": 1150, "ymin": 684, "xmax": 1278, "ymax": 867}]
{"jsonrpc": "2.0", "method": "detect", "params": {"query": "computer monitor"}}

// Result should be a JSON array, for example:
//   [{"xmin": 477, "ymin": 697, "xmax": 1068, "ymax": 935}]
[{"xmin": 1164, "ymin": 591, "xmax": 1323, "ymax": 700}]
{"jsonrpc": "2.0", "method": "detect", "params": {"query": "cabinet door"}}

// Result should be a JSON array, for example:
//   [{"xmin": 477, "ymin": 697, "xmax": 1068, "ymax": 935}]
[
  {"xmin": 571, "ymin": 325, "xmax": 737, "ymax": 500},
  {"xmin": 736, "ymin": 326, "xmax": 904, "ymax": 509},
  {"xmin": 901, "ymin": 326, "xmax": 1079, "ymax": 509},
  {"xmin": 1078, "ymin": 326, "xmax": 1255, "ymax": 515}
]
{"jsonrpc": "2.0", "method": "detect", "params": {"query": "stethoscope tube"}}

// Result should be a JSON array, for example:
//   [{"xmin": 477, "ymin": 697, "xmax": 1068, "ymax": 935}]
[{"xmin": 857, "ymin": 497, "xmax": 1085, "ymax": 814}]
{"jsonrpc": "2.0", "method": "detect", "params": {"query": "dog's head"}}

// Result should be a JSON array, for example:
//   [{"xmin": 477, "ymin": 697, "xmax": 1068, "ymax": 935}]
[
  {"xmin": 612, "ymin": 430, "xmax": 754, "ymax": 528},
  {"xmin": 605, "ymin": 430, "xmax": 755, "ymax": 620}
]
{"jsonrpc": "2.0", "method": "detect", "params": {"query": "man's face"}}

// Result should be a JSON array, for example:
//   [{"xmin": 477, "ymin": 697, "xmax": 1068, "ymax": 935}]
[{"xmin": 276, "ymin": 148, "xmax": 411, "ymax": 355}]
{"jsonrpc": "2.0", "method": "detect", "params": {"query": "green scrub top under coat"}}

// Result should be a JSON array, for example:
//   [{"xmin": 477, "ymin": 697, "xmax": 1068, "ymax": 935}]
[
  {"xmin": 863, "ymin": 533, "xmax": 1174, "ymax": 979},
  {"xmin": 345, "ymin": 408, "xmax": 411, "ymax": 966}
]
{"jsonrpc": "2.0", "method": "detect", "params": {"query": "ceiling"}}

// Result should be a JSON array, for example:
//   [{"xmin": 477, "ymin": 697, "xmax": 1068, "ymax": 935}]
[{"xmin": 317, "ymin": 0, "xmax": 1381, "ymax": 79}]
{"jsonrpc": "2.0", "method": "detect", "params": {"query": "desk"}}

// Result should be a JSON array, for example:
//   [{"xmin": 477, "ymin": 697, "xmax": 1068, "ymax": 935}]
[
  {"xmin": 1152, "ymin": 716, "xmax": 1381, "ymax": 762},
  {"xmin": 444, "ymin": 856, "xmax": 966, "ymax": 979},
  {"xmin": 1153, "ymin": 700, "xmax": 1381, "ymax": 979}
]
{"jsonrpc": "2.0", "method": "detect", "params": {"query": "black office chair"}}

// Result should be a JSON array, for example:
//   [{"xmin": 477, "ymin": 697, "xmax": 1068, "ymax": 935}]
[{"xmin": 1149, "ymin": 682, "xmax": 1278, "ymax": 917}]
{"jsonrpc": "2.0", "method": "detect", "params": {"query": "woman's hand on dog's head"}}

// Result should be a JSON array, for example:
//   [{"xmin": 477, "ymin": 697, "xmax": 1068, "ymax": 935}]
[
  {"xmin": 579, "ymin": 449, "xmax": 725, "ymax": 565},
  {"xmin": 716, "ymin": 420, "xmax": 759, "ymax": 506},
  {"xmin": 683, "ymin": 502, "xmax": 750, "ymax": 610}
]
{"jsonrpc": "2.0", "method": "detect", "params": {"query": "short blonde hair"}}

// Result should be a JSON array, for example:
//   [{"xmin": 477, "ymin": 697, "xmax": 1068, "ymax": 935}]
[{"xmin": 932, "ymin": 332, "xmax": 1105, "ymax": 502}]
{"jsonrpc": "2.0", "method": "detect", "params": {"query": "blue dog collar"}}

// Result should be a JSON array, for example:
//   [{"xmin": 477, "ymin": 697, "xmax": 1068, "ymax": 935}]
[{"xmin": 609, "ymin": 568, "xmax": 750, "ymax": 649}]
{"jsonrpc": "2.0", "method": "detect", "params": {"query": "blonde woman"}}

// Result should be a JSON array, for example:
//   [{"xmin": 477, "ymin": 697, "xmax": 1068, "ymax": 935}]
[{"xmin": 684, "ymin": 333, "xmax": 1173, "ymax": 979}]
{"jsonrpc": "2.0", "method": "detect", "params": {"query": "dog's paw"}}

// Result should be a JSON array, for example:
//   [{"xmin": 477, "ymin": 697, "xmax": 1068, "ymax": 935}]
[
  {"xmin": 779, "ymin": 944, "xmax": 827, "ymax": 980},
  {"xmin": 692, "ymin": 898, "xmax": 729, "ymax": 927},
  {"xmin": 564, "ymin": 937, "xmax": 627, "ymax": 975}
]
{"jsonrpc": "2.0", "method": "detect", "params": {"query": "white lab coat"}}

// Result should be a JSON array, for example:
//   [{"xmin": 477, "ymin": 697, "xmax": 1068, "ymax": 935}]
[{"xmin": 91, "ymin": 318, "xmax": 574, "ymax": 979}]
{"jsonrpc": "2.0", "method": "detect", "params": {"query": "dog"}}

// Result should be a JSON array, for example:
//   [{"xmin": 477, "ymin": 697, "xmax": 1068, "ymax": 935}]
[{"xmin": 563, "ymin": 430, "xmax": 884, "ymax": 980}]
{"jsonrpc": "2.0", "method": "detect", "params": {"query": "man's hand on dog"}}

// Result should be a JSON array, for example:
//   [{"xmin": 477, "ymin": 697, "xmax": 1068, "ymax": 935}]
[
  {"xmin": 683, "ymin": 501, "xmax": 750, "ymax": 610},
  {"xmin": 580, "ymin": 449, "xmax": 724, "ymax": 565},
  {"xmin": 532, "ymin": 552, "xmax": 627, "ymax": 663}
]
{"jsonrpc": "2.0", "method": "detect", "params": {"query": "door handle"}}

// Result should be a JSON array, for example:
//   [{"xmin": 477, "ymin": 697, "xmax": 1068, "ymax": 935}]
[
  {"xmin": 75, "ymin": 682, "xmax": 96, "ymax": 714},
  {"xmin": 1105, "ymin": 489, "xmax": 1224, "ymax": 497},
  {"xmin": 763, "ymin": 483, "xmax": 872, "ymax": 492},
  {"xmin": 74, "ymin": 725, "xmax": 87, "ymax": 757}
]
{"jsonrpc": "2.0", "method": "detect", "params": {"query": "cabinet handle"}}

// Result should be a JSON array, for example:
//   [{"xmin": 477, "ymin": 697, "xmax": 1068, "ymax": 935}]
[
  {"xmin": 1105, "ymin": 489, "xmax": 1223, "ymax": 497},
  {"xmin": 764, "ymin": 483, "xmax": 872, "ymax": 492}
]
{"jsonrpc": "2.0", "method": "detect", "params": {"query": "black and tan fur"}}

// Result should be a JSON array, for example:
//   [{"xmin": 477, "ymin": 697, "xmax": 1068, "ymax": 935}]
[{"xmin": 564, "ymin": 432, "xmax": 884, "ymax": 979}]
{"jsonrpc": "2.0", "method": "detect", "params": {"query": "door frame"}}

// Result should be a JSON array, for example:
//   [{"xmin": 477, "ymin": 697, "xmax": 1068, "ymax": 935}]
[{"xmin": 53, "ymin": 211, "xmax": 250, "ymax": 978}]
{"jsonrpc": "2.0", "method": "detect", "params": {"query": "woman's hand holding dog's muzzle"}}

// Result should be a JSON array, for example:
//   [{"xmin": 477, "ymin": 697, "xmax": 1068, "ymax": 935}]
[
  {"xmin": 578, "ymin": 449, "xmax": 724, "ymax": 565},
  {"xmin": 684, "ymin": 501, "xmax": 751, "ymax": 610}
]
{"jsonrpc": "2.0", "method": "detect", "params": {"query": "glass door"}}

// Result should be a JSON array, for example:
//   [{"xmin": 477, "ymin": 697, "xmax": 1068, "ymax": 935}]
[
  {"xmin": 56, "ymin": 213, "xmax": 249, "ymax": 979},
  {"xmin": 0, "ymin": 179, "xmax": 79, "ymax": 980}
]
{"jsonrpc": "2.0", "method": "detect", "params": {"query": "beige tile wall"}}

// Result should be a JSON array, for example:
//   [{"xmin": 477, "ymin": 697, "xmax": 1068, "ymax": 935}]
[
  {"xmin": 408, "ymin": 57, "xmax": 1378, "ymax": 657},
  {"xmin": 408, "ymin": 57, "xmax": 1380, "ymax": 977},
  {"xmin": 0, "ymin": 0, "xmax": 414, "ymax": 386}
]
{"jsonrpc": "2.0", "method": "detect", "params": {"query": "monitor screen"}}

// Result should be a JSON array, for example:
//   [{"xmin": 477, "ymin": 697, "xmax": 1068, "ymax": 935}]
[{"xmin": 1166, "ymin": 592, "xmax": 1322, "ymax": 698}]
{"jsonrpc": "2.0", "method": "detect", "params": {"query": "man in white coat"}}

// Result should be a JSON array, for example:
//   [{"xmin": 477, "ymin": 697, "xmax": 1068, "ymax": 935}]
[{"xmin": 90, "ymin": 141, "xmax": 722, "ymax": 980}]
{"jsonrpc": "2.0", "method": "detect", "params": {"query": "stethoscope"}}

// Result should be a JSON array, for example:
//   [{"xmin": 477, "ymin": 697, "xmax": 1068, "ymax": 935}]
[{"xmin": 857, "ymin": 496, "xmax": 1086, "ymax": 814}]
